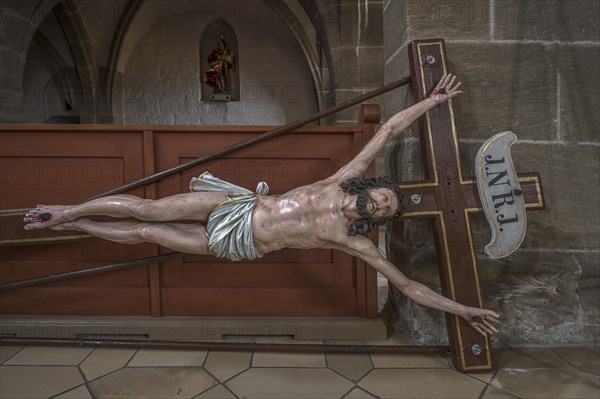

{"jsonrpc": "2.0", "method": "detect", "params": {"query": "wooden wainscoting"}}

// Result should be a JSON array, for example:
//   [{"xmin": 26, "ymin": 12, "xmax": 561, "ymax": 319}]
[{"xmin": 0, "ymin": 118, "xmax": 379, "ymax": 318}]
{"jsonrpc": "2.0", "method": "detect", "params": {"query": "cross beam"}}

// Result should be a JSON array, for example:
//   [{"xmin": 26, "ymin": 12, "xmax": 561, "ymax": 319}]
[{"xmin": 400, "ymin": 39, "xmax": 545, "ymax": 373}]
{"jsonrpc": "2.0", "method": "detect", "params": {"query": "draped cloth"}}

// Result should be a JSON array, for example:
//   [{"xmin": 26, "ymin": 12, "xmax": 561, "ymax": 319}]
[{"xmin": 189, "ymin": 172, "xmax": 269, "ymax": 261}]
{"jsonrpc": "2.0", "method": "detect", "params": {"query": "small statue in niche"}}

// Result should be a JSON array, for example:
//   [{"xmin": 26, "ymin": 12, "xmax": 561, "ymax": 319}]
[{"xmin": 203, "ymin": 33, "xmax": 235, "ymax": 101}]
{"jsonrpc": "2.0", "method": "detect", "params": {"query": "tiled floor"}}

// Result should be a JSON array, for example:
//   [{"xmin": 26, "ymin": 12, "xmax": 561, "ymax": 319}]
[{"xmin": 0, "ymin": 343, "xmax": 598, "ymax": 399}]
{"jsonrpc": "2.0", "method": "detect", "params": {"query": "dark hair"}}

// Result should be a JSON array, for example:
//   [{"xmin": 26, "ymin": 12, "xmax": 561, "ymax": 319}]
[{"xmin": 340, "ymin": 176, "xmax": 406, "ymax": 236}]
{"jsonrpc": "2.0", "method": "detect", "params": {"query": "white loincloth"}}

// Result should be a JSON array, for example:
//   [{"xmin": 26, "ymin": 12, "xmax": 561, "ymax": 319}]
[{"xmin": 189, "ymin": 172, "xmax": 269, "ymax": 261}]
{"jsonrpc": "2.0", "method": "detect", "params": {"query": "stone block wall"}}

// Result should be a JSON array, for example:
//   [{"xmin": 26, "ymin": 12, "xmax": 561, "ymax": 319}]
[
  {"xmin": 317, "ymin": 0, "xmax": 385, "ymax": 125},
  {"xmin": 121, "ymin": 1, "xmax": 319, "ymax": 125},
  {"xmin": 383, "ymin": 0, "xmax": 599, "ymax": 345}
]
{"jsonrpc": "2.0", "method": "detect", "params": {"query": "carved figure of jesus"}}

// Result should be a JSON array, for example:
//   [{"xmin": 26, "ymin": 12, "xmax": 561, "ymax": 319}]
[{"xmin": 24, "ymin": 74, "xmax": 499, "ymax": 337}]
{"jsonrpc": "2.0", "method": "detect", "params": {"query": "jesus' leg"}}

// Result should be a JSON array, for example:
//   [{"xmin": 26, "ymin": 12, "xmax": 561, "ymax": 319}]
[
  {"xmin": 51, "ymin": 218, "xmax": 211, "ymax": 254},
  {"xmin": 24, "ymin": 192, "xmax": 229, "ymax": 230}
]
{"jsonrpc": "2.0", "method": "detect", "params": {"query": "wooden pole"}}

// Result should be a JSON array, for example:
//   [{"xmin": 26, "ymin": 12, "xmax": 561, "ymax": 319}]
[
  {"xmin": 0, "ymin": 337, "xmax": 449, "ymax": 354},
  {"xmin": 0, "ymin": 76, "xmax": 411, "ymax": 213},
  {"xmin": 82, "ymin": 76, "xmax": 411, "ymax": 201},
  {"xmin": 0, "ymin": 76, "xmax": 411, "ymax": 290},
  {"xmin": 0, "ymin": 252, "xmax": 184, "ymax": 292}
]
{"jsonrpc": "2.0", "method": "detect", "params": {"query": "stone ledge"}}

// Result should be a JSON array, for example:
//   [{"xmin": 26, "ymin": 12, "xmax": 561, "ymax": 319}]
[{"xmin": 0, "ymin": 316, "xmax": 388, "ymax": 342}]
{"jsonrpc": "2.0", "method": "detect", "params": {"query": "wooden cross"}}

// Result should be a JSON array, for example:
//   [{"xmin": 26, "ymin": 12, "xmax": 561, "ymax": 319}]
[{"xmin": 400, "ymin": 39, "xmax": 545, "ymax": 373}]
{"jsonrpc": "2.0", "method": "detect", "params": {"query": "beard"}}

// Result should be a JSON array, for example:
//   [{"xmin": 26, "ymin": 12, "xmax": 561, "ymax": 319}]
[
  {"xmin": 355, "ymin": 190, "xmax": 373, "ymax": 219},
  {"xmin": 340, "ymin": 176, "xmax": 404, "ymax": 236},
  {"xmin": 347, "ymin": 190, "xmax": 388, "ymax": 236}
]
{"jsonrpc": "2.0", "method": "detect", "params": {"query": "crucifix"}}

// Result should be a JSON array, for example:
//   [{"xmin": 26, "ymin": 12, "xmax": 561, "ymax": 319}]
[{"xmin": 401, "ymin": 39, "xmax": 545, "ymax": 372}]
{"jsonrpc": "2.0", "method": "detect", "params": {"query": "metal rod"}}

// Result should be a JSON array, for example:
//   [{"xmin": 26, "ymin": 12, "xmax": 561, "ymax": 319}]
[
  {"xmin": 0, "ymin": 208, "xmax": 30, "ymax": 215},
  {"xmin": 0, "ymin": 337, "xmax": 450, "ymax": 354},
  {"xmin": 0, "ymin": 76, "xmax": 412, "ymax": 290},
  {"xmin": 84, "ymin": 76, "xmax": 411, "ymax": 201},
  {"xmin": 0, "ymin": 75, "xmax": 411, "ymax": 215},
  {"xmin": 0, "ymin": 251, "xmax": 184, "ymax": 292}
]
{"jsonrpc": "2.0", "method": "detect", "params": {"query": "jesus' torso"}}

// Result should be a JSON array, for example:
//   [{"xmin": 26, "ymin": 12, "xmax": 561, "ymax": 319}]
[{"xmin": 250, "ymin": 180, "xmax": 350, "ymax": 254}]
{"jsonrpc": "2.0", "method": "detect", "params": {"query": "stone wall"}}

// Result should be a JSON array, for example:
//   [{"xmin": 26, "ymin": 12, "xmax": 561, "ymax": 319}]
[
  {"xmin": 383, "ymin": 0, "xmax": 599, "ymax": 346},
  {"xmin": 1, "ymin": 1, "xmax": 331, "ymax": 125},
  {"xmin": 317, "ymin": 0, "xmax": 385, "ymax": 124},
  {"xmin": 1, "ymin": 0, "xmax": 128, "ymax": 123},
  {"xmin": 122, "ymin": 2, "xmax": 317, "ymax": 125},
  {"xmin": 1, "ymin": 0, "xmax": 385, "ymax": 126}
]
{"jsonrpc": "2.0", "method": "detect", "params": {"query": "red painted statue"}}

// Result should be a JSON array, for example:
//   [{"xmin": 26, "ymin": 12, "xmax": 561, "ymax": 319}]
[{"xmin": 203, "ymin": 33, "xmax": 235, "ymax": 95}]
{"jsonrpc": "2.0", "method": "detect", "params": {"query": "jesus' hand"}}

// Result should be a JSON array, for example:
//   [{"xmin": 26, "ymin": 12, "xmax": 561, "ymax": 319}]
[
  {"xmin": 429, "ymin": 73, "xmax": 463, "ymax": 104},
  {"xmin": 462, "ymin": 307, "xmax": 500, "ymax": 336}
]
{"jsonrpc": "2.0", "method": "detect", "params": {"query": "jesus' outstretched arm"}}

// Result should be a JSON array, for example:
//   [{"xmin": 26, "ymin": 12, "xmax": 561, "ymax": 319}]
[
  {"xmin": 331, "ymin": 235, "xmax": 499, "ymax": 337},
  {"xmin": 331, "ymin": 73, "xmax": 462, "ymax": 182},
  {"xmin": 328, "ymin": 74, "xmax": 500, "ymax": 336}
]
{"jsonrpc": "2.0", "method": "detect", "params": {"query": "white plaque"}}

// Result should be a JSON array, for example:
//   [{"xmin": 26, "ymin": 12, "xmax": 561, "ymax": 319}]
[{"xmin": 475, "ymin": 132, "xmax": 526, "ymax": 259}]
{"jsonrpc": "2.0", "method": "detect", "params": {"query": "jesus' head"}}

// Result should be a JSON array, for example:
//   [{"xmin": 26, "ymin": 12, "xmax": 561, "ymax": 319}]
[{"xmin": 340, "ymin": 176, "xmax": 405, "ymax": 236}]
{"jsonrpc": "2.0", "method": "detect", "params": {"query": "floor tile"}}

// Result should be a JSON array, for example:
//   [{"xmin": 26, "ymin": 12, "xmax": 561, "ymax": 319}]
[
  {"xmin": 128, "ymin": 348, "xmax": 207, "ymax": 367},
  {"xmin": 481, "ymin": 386, "xmax": 522, "ymax": 399},
  {"xmin": 343, "ymin": 386, "xmax": 378, "ymax": 398},
  {"xmin": 80, "ymin": 348, "xmax": 137, "ymax": 381},
  {"xmin": 327, "ymin": 353, "xmax": 373, "ymax": 381},
  {"xmin": 252, "ymin": 351, "xmax": 325, "ymax": 367},
  {"xmin": 358, "ymin": 368, "xmax": 486, "ymax": 399},
  {"xmin": 493, "ymin": 368, "xmax": 600, "ymax": 399},
  {"xmin": 88, "ymin": 367, "xmax": 216, "ymax": 398},
  {"xmin": 0, "ymin": 345, "xmax": 23, "ymax": 363},
  {"xmin": 4, "ymin": 346, "xmax": 93, "ymax": 366},
  {"xmin": 0, "ymin": 366, "xmax": 84, "ymax": 399},
  {"xmin": 467, "ymin": 371, "xmax": 496, "ymax": 383},
  {"xmin": 226, "ymin": 368, "xmax": 354, "ymax": 398},
  {"xmin": 370, "ymin": 353, "xmax": 448, "ymax": 368},
  {"xmin": 442, "ymin": 354, "xmax": 496, "ymax": 383},
  {"xmin": 551, "ymin": 347, "xmax": 600, "ymax": 375},
  {"xmin": 54, "ymin": 385, "xmax": 93, "ymax": 399},
  {"xmin": 494, "ymin": 348, "xmax": 569, "ymax": 369},
  {"xmin": 203, "ymin": 351, "xmax": 251, "ymax": 382},
  {"xmin": 195, "ymin": 384, "xmax": 237, "ymax": 398}
]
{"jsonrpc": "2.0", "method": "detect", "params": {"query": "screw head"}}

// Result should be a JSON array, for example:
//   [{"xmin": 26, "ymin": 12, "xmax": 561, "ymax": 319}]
[
  {"xmin": 471, "ymin": 344, "xmax": 482, "ymax": 356},
  {"xmin": 410, "ymin": 194, "xmax": 422, "ymax": 204},
  {"xmin": 426, "ymin": 55, "xmax": 436, "ymax": 64}
]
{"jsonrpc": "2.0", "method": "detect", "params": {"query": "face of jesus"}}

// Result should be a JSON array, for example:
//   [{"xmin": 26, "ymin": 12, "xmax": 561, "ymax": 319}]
[{"xmin": 356, "ymin": 187, "xmax": 399, "ymax": 219}]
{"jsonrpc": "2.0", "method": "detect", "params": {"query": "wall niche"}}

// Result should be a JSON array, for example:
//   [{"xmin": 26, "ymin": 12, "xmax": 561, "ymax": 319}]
[{"xmin": 200, "ymin": 20, "xmax": 239, "ymax": 102}]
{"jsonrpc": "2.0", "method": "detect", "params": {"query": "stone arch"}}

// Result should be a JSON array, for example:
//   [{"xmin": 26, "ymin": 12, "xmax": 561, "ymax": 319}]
[
  {"xmin": 11, "ymin": 0, "xmax": 62, "ymax": 58},
  {"xmin": 105, "ymin": 0, "xmax": 144, "ymax": 121},
  {"xmin": 262, "ymin": 0, "xmax": 336, "ymax": 112},
  {"xmin": 0, "ymin": 0, "xmax": 60, "ymax": 121},
  {"xmin": 109, "ymin": 0, "xmax": 333, "ymax": 117},
  {"xmin": 51, "ymin": 1, "xmax": 99, "ymax": 122},
  {"xmin": 0, "ymin": 0, "xmax": 98, "ymax": 122},
  {"xmin": 22, "ymin": 28, "xmax": 81, "ymax": 123}
]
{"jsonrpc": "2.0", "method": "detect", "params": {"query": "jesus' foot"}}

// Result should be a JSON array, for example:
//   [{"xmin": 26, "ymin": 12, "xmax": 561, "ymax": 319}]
[{"xmin": 23, "ymin": 204, "xmax": 72, "ymax": 230}]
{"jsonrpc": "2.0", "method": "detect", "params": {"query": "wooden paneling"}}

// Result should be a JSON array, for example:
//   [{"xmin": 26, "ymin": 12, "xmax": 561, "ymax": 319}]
[
  {"xmin": 0, "ymin": 124, "xmax": 377, "ymax": 317},
  {"xmin": 153, "ymin": 129, "xmax": 361, "ymax": 317},
  {"xmin": 0, "ymin": 132, "xmax": 146, "ymax": 208},
  {"xmin": 0, "ymin": 287, "xmax": 150, "ymax": 315},
  {"xmin": 160, "ymin": 288, "xmax": 357, "ymax": 317},
  {"xmin": 0, "ymin": 130, "xmax": 152, "ymax": 315}
]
